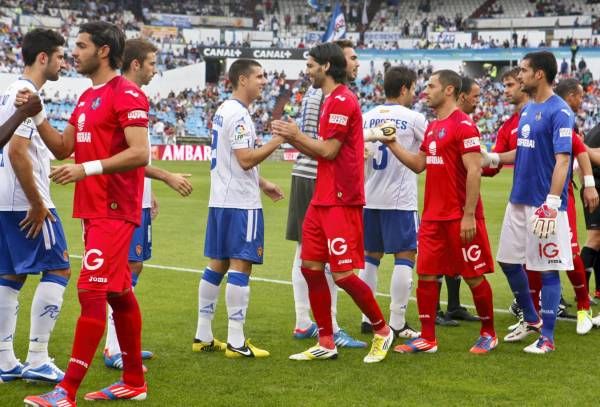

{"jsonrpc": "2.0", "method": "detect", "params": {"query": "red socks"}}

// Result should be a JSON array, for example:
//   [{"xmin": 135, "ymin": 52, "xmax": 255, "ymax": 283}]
[
  {"xmin": 107, "ymin": 290, "xmax": 145, "ymax": 387},
  {"xmin": 568, "ymin": 255, "xmax": 590, "ymax": 310},
  {"xmin": 468, "ymin": 278, "xmax": 495, "ymax": 337},
  {"xmin": 301, "ymin": 267, "xmax": 334, "ymax": 348},
  {"xmin": 335, "ymin": 273, "xmax": 388, "ymax": 334},
  {"xmin": 526, "ymin": 269, "xmax": 542, "ymax": 313},
  {"xmin": 417, "ymin": 280, "xmax": 439, "ymax": 342},
  {"xmin": 60, "ymin": 290, "xmax": 107, "ymax": 400}
]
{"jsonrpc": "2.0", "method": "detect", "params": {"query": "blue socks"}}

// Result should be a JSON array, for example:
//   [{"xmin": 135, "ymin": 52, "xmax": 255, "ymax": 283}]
[
  {"xmin": 540, "ymin": 271, "xmax": 561, "ymax": 342},
  {"xmin": 500, "ymin": 263, "xmax": 539, "ymax": 324}
]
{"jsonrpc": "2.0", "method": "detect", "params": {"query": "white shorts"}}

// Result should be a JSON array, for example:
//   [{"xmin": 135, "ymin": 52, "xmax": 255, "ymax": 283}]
[{"xmin": 496, "ymin": 203, "xmax": 573, "ymax": 271}]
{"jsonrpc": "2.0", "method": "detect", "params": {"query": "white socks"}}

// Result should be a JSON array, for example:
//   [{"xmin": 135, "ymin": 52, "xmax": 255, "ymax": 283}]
[
  {"xmin": 226, "ymin": 271, "xmax": 250, "ymax": 348},
  {"xmin": 195, "ymin": 267, "xmax": 225, "ymax": 342},
  {"xmin": 27, "ymin": 279, "xmax": 66, "ymax": 367},
  {"xmin": 0, "ymin": 284, "xmax": 20, "ymax": 371},
  {"xmin": 389, "ymin": 261, "xmax": 414, "ymax": 330},
  {"xmin": 291, "ymin": 244, "xmax": 312, "ymax": 330}
]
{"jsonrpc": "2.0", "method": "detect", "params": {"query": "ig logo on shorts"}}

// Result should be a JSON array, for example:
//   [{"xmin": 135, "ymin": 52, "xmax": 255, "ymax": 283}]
[
  {"xmin": 328, "ymin": 238, "xmax": 348, "ymax": 256},
  {"xmin": 462, "ymin": 245, "xmax": 481, "ymax": 262},
  {"xmin": 83, "ymin": 249, "xmax": 104, "ymax": 271}
]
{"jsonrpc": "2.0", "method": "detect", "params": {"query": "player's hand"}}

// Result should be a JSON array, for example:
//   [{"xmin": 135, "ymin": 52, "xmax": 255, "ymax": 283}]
[
  {"xmin": 19, "ymin": 203, "xmax": 55, "ymax": 239},
  {"xmin": 364, "ymin": 121, "xmax": 396, "ymax": 143},
  {"xmin": 165, "ymin": 173, "xmax": 193, "ymax": 196},
  {"xmin": 460, "ymin": 213, "xmax": 476, "ymax": 244},
  {"xmin": 14, "ymin": 88, "xmax": 33, "ymax": 107},
  {"xmin": 480, "ymin": 146, "xmax": 500, "ymax": 168},
  {"xmin": 261, "ymin": 180, "xmax": 284, "ymax": 202},
  {"xmin": 49, "ymin": 163, "xmax": 86, "ymax": 185},
  {"xmin": 529, "ymin": 195, "xmax": 560, "ymax": 239},
  {"xmin": 16, "ymin": 93, "xmax": 42, "ymax": 117},
  {"xmin": 151, "ymin": 194, "xmax": 159, "ymax": 220},
  {"xmin": 583, "ymin": 186, "xmax": 600, "ymax": 213},
  {"xmin": 271, "ymin": 118, "xmax": 300, "ymax": 141}
]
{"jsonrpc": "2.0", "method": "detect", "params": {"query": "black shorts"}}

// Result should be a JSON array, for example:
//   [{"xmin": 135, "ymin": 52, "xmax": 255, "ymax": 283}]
[
  {"xmin": 285, "ymin": 175, "xmax": 315, "ymax": 242},
  {"xmin": 581, "ymin": 186, "xmax": 600, "ymax": 230}
]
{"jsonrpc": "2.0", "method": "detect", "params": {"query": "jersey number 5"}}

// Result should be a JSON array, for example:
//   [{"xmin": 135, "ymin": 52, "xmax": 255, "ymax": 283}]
[{"xmin": 372, "ymin": 144, "xmax": 388, "ymax": 170}]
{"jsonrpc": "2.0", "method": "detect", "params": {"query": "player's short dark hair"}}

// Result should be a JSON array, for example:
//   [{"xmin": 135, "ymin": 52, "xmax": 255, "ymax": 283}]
[
  {"xmin": 432, "ymin": 69, "xmax": 462, "ymax": 99},
  {"xmin": 523, "ymin": 51, "xmax": 557, "ymax": 85},
  {"xmin": 79, "ymin": 21, "xmax": 125, "ymax": 70},
  {"xmin": 308, "ymin": 43, "xmax": 347, "ymax": 84},
  {"xmin": 383, "ymin": 66, "xmax": 416, "ymax": 98},
  {"xmin": 21, "ymin": 29, "xmax": 65, "ymax": 66},
  {"xmin": 228, "ymin": 59, "xmax": 262, "ymax": 89},
  {"xmin": 122, "ymin": 38, "xmax": 158, "ymax": 73},
  {"xmin": 459, "ymin": 76, "xmax": 476, "ymax": 95},
  {"xmin": 555, "ymin": 78, "xmax": 582, "ymax": 99},
  {"xmin": 333, "ymin": 39, "xmax": 354, "ymax": 49},
  {"xmin": 501, "ymin": 67, "xmax": 520, "ymax": 81}
]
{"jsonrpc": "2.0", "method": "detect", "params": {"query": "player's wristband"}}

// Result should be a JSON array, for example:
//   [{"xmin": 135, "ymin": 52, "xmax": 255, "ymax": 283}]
[
  {"xmin": 33, "ymin": 109, "xmax": 46, "ymax": 126},
  {"xmin": 584, "ymin": 175, "xmax": 596, "ymax": 188},
  {"xmin": 545, "ymin": 194, "xmax": 561, "ymax": 210},
  {"xmin": 82, "ymin": 160, "xmax": 103, "ymax": 176}
]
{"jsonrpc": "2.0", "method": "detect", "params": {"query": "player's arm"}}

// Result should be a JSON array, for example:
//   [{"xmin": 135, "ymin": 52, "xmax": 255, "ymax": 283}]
[
  {"xmin": 0, "ymin": 94, "xmax": 43, "ymax": 150},
  {"xmin": 271, "ymin": 118, "xmax": 342, "ymax": 160},
  {"xmin": 259, "ymin": 176, "xmax": 284, "ymax": 202},
  {"xmin": 15, "ymin": 89, "xmax": 75, "ymax": 159},
  {"xmin": 384, "ymin": 139, "xmax": 426, "ymax": 173},
  {"xmin": 586, "ymin": 146, "xmax": 600, "ymax": 166},
  {"xmin": 548, "ymin": 153, "xmax": 571, "ymax": 196},
  {"xmin": 7, "ymin": 136, "xmax": 55, "ymax": 238},
  {"xmin": 461, "ymin": 151, "xmax": 481, "ymax": 244},
  {"xmin": 576, "ymin": 151, "xmax": 600, "ymax": 213},
  {"xmin": 145, "ymin": 165, "xmax": 193, "ymax": 197},
  {"xmin": 234, "ymin": 135, "xmax": 283, "ymax": 170},
  {"xmin": 49, "ymin": 126, "xmax": 149, "ymax": 185}
]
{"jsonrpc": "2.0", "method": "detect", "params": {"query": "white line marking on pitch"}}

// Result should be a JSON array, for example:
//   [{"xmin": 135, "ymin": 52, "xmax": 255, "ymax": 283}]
[{"xmin": 69, "ymin": 255, "xmax": 579, "ymax": 321}]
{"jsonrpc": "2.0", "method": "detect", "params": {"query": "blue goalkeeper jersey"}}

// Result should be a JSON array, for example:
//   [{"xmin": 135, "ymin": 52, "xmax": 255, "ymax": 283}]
[{"xmin": 509, "ymin": 94, "xmax": 574, "ymax": 211}]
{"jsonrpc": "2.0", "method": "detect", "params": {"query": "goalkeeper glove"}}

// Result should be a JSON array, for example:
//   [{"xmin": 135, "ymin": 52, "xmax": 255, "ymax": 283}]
[
  {"xmin": 529, "ymin": 194, "xmax": 561, "ymax": 239},
  {"xmin": 364, "ymin": 121, "xmax": 396, "ymax": 142}
]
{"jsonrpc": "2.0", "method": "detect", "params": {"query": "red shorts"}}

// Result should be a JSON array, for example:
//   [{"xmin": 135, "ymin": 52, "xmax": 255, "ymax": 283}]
[
  {"xmin": 78, "ymin": 218, "xmax": 135, "ymax": 292},
  {"xmin": 417, "ymin": 219, "xmax": 494, "ymax": 278},
  {"xmin": 567, "ymin": 189, "xmax": 579, "ymax": 255},
  {"xmin": 301, "ymin": 204, "xmax": 364, "ymax": 272}
]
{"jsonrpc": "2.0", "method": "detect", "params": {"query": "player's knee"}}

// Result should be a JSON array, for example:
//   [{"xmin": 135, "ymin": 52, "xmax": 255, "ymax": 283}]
[
  {"xmin": 129, "ymin": 261, "xmax": 143, "ymax": 277},
  {"xmin": 585, "ymin": 231, "xmax": 600, "ymax": 249},
  {"xmin": 42, "ymin": 270, "xmax": 70, "ymax": 287},
  {"xmin": 464, "ymin": 276, "xmax": 484, "ymax": 287},
  {"xmin": 419, "ymin": 274, "xmax": 438, "ymax": 282},
  {"xmin": 0, "ymin": 273, "xmax": 27, "ymax": 284},
  {"xmin": 394, "ymin": 251, "xmax": 416, "ymax": 263},
  {"xmin": 498, "ymin": 262, "xmax": 521, "ymax": 274},
  {"xmin": 301, "ymin": 260, "xmax": 325, "ymax": 271},
  {"xmin": 333, "ymin": 270, "xmax": 354, "ymax": 283},
  {"xmin": 365, "ymin": 251, "xmax": 383, "ymax": 261}
]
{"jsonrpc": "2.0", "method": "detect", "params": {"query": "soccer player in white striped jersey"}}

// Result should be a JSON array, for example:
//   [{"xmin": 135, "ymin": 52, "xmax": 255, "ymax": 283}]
[
  {"xmin": 361, "ymin": 66, "xmax": 427, "ymax": 340},
  {"xmin": 193, "ymin": 59, "xmax": 284, "ymax": 358},
  {"xmin": 0, "ymin": 29, "xmax": 70, "ymax": 385}
]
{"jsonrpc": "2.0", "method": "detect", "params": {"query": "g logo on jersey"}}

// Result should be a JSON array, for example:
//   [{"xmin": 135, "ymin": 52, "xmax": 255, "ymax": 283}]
[
  {"xmin": 83, "ymin": 249, "xmax": 104, "ymax": 271},
  {"xmin": 462, "ymin": 245, "xmax": 481, "ymax": 262},
  {"xmin": 328, "ymin": 238, "xmax": 348, "ymax": 256},
  {"xmin": 77, "ymin": 113, "xmax": 86, "ymax": 131},
  {"xmin": 538, "ymin": 243, "xmax": 559, "ymax": 259}
]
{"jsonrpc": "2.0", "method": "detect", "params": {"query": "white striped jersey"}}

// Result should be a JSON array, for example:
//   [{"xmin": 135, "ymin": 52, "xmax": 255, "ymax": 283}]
[
  {"xmin": 0, "ymin": 78, "xmax": 54, "ymax": 211},
  {"xmin": 363, "ymin": 103, "xmax": 427, "ymax": 210},
  {"xmin": 291, "ymin": 86, "xmax": 322, "ymax": 179},
  {"xmin": 208, "ymin": 99, "xmax": 261, "ymax": 209}
]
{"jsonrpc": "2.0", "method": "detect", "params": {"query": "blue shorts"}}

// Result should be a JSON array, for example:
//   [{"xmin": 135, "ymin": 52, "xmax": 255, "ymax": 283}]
[
  {"xmin": 363, "ymin": 209, "xmax": 419, "ymax": 254},
  {"xmin": 128, "ymin": 208, "xmax": 152, "ymax": 262},
  {"xmin": 204, "ymin": 207, "xmax": 264, "ymax": 264},
  {"xmin": 0, "ymin": 209, "xmax": 70, "ymax": 275}
]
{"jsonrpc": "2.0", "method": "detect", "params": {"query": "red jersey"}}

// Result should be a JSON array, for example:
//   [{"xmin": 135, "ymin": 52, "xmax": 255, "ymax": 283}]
[
  {"xmin": 68, "ymin": 76, "xmax": 150, "ymax": 225},
  {"xmin": 482, "ymin": 111, "xmax": 519, "ymax": 177},
  {"xmin": 420, "ymin": 109, "xmax": 484, "ymax": 221},
  {"xmin": 312, "ymin": 84, "xmax": 365, "ymax": 206}
]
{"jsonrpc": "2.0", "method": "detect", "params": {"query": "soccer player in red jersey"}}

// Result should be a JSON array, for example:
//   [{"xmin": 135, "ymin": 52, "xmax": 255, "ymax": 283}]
[
  {"xmin": 24, "ymin": 22, "xmax": 150, "ymax": 406},
  {"xmin": 386, "ymin": 70, "xmax": 497, "ymax": 354},
  {"xmin": 272, "ymin": 43, "xmax": 393, "ymax": 363}
]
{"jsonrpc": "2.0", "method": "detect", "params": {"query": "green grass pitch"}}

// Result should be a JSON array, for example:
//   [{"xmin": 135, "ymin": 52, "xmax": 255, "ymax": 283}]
[{"xmin": 2, "ymin": 160, "xmax": 599, "ymax": 406}]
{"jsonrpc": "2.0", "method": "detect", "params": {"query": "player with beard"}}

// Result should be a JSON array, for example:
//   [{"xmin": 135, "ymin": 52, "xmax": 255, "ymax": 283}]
[
  {"xmin": 287, "ymin": 39, "xmax": 365, "ymax": 348},
  {"xmin": 24, "ymin": 22, "xmax": 150, "ymax": 405}
]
